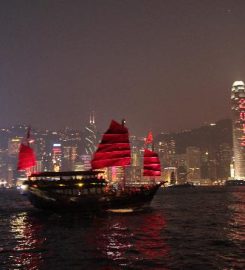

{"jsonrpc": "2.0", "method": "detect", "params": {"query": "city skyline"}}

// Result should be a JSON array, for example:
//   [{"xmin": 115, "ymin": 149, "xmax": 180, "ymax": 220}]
[
  {"xmin": 1, "ymin": 1, "xmax": 245, "ymax": 135},
  {"xmin": 1, "ymin": 116, "xmax": 233, "ymax": 187},
  {"xmin": 0, "ymin": 116, "xmax": 231, "ymax": 136}
]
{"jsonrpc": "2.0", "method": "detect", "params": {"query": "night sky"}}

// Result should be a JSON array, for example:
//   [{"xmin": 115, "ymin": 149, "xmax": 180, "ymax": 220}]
[{"xmin": 1, "ymin": 0, "xmax": 245, "ymax": 136}]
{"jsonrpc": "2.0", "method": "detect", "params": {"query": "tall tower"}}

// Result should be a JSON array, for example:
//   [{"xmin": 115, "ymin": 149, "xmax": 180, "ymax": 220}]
[
  {"xmin": 84, "ymin": 112, "xmax": 97, "ymax": 155},
  {"xmin": 231, "ymin": 81, "xmax": 245, "ymax": 180}
]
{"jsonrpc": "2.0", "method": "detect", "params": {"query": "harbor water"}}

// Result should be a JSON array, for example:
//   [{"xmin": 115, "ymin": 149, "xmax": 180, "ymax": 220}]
[{"xmin": 0, "ymin": 186, "xmax": 244, "ymax": 269}]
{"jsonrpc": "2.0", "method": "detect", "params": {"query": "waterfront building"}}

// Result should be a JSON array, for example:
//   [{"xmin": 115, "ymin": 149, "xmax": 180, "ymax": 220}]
[
  {"xmin": 52, "ymin": 143, "xmax": 62, "ymax": 172},
  {"xmin": 7, "ymin": 137, "xmax": 23, "ymax": 186},
  {"xmin": 0, "ymin": 149, "xmax": 8, "ymax": 187},
  {"xmin": 81, "ymin": 154, "xmax": 92, "ymax": 170},
  {"xmin": 73, "ymin": 162, "xmax": 84, "ymax": 171},
  {"xmin": 186, "ymin": 146, "xmax": 201, "ymax": 181},
  {"xmin": 200, "ymin": 148, "xmax": 218, "ymax": 180},
  {"xmin": 63, "ymin": 146, "xmax": 78, "ymax": 170},
  {"xmin": 60, "ymin": 127, "xmax": 81, "ymax": 170},
  {"xmin": 217, "ymin": 143, "xmax": 232, "ymax": 179},
  {"xmin": 8, "ymin": 137, "xmax": 22, "ymax": 156},
  {"xmin": 231, "ymin": 81, "xmax": 245, "ymax": 180},
  {"xmin": 162, "ymin": 167, "xmax": 178, "ymax": 185},
  {"xmin": 175, "ymin": 153, "xmax": 187, "ymax": 183},
  {"xmin": 157, "ymin": 138, "xmax": 176, "ymax": 168}
]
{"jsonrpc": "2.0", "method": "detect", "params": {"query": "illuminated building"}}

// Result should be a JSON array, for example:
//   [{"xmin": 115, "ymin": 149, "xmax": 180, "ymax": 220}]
[
  {"xmin": 157, "ymin": 139, "xmax": 176, "ymax": 168},
  {"xmin": 231, "ymin": 81, "xmax": 245, "ymax": 180},
  {"xmin": 163, "ymin": 167, "xmax": 177, "ymax": 185},
  {"xmin": 217, "ymin": 143, "xmax": 232, "ymax": 179},
  {"xmin": 7, "ymin": 137, "xmax": 23, "ymax": 186},
  {"xmin": 8, "ymin": 137, "xmax": 22, "ymax": 156},
  {"xmin": 81, "ymin": 154, "xmax": 92, "ymax": 170},
  {"xmin": 63, "ymin": 146, "xmax": 78, "ymax": 170},
  {"xmin": 61, "ymin": 127, "xmax": 81, "ymax": 170},
  {"xmin": 186, "ymin": 146, "xmax": 201, "ymax": 181},
  {"xmin": 34, "ymin": 137, "xmax": 46, "ymax": 169},
  {"xmin": 52, "ymin": 143, "xmax": 62, "ymax": 172},
  {"xmin": 126, "ymin": 135, "xmax": 144, "ymax": 184},
  {"xmin": 175, "ymin": 153, "xmax": 187, "ymax": 183},
  {"xmin": 84, "ymin": 112, "xmax": 97, "ymax": 155},
  {"xmin": 200, "ymin": 149, "xmax": 217, "ymax": 180}
]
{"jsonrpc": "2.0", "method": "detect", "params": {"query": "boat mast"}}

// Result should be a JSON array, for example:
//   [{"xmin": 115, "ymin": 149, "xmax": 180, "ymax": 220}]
[{"xmin": 121, "ymin": 119, "xmax": 126, "ymax": 189}]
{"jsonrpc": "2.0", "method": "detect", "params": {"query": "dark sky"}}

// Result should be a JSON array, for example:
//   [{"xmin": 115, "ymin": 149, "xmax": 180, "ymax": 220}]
[{"xmin": 1, "ymin": 0, "xmax": 245, "ymax": 136}]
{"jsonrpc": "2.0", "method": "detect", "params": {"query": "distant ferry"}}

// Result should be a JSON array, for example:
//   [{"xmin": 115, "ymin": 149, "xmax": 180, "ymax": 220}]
[
  {"xmin": 167, "ymin": 182, "xmax": 195, "ymax": 189},
  {"xmin": 225, "ymin": 180, "xmax": 245, "ymax": 186}
]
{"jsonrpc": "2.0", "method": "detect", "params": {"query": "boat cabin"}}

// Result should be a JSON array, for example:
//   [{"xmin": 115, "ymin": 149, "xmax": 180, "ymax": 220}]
[{"xmin": 28, "ymin": 170, "xmax": 105, "ymax": 182}]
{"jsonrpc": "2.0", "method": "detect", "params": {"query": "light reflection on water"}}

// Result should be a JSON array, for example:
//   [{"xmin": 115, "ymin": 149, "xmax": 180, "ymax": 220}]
[
  {"xmin": 9, "ymin": 212, "xmax": 44, "ymax": 270},
  {"xmin": 227, "ymin": 189, "xmax": 245, "ymax": 242},
  {"xmin": 0, "ymin": 187, "xmax": 245, "ymax": 269},
  {"xmin": 96, "ymin": 213, "xmax": 169, "ymax": 268}
]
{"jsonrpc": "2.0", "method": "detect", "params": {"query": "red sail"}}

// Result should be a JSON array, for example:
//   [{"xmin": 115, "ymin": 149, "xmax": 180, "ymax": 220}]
[
  {"xmin": 143, "ymin": 149, "xmax": 161, "ymax": 176},
  {"xmin": 91, "ymin": 120, "xmax": 131, "ymax": 169},
  {"xmin": 17, "ymin": 143, "xmax": 36, "ymax": 170},
  {"xmin": 145, "ymin": 131, "xmax": 153, "ymax": 146}
]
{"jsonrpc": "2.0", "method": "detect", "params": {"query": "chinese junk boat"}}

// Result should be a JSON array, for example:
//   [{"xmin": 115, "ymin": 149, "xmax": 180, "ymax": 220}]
[{"xmin": 19, "ymin": 120, "xmax": 163, "ymax": 212}]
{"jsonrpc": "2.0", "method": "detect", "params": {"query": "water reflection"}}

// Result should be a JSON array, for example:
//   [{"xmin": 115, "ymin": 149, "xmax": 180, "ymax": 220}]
[
  {"xmin": 134, "ymin": 213, "xmax": 169, "ymax": 260},
  {"xmin": 4, "ymin": 188, "xmax": 244, "ymax": 269},
  {"xmin": 9, "ymin": 211, "xmax": 44, "ymax": 270},
  {"xmin": 103, "ymin": 222, "xmax": 133, "ymax": 260},
  {"xmin": 8, "ymin": 210, "xmax": 165, "ymax": 270},
  {"xmin": 90, "ymin": 210, "xmax": 170, "ymax": 269},
  {"xmin": 228, "ymin": 188, "xmax": 245, "ymax": 242}
]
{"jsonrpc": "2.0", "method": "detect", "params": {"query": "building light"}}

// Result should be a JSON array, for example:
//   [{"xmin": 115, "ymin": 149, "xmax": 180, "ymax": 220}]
[{"xmin": 231, "ymin": 80, "xmax": 245, "ymax": 180}]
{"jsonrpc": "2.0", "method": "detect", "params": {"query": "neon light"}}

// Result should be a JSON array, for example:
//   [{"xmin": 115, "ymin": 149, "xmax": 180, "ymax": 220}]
[
  {"xmin": 241, "ymin": 141, "xmax": 245, "ymax": 147},
  {"xmin": 240, "ymin": 111, "xmax": 245, "ymax": 121},
  {"xmin": 239, "ymin": 98, "xmax": 245, "ymax": 109},
  {"xmin": 243, "ymin": 123, "xmax": 245, "ymax": 134}
]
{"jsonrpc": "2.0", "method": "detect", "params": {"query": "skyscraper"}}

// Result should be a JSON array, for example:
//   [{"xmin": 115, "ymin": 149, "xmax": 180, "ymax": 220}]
[
  {"xmin": 52, "ymin": 143, "xmax": 62, "ymax": 172},
  {"xmin": 84, "ymin": 112, "xmax": 97, "ymax": 155},
  {"xmin": 186, "ymin": 146, "xmax": 201, "ymax": 181},
  {"xmin": 231, "ymin": 81, "xmax": 245, "ymax": 180}
]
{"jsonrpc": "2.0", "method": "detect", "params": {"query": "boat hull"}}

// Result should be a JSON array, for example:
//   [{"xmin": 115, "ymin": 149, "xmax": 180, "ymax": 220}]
[
  {"xmin": 25, "ymin": 184, "xmax": 162, "ymax": 212},
  {"xmin": 167, "ymin": 182, "xmax": 195, "ymax": 188}
]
